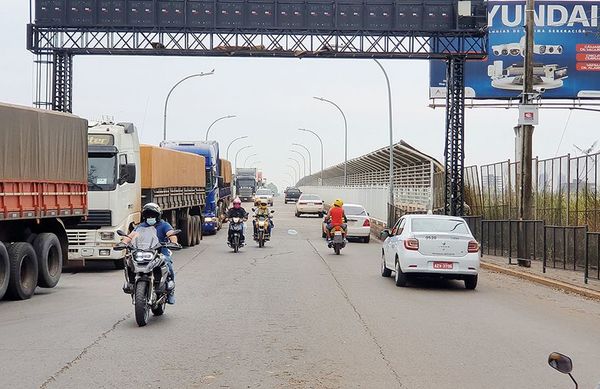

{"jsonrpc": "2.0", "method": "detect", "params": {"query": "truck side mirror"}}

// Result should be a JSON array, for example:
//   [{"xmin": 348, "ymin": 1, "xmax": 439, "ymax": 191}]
[{"xmin": 119, "ymin": 164, "xmax": 136, "ymax": 185}]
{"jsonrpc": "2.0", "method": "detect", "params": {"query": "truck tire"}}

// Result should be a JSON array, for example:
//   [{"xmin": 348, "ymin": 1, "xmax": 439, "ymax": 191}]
[
  {"xmin": 191, "ymin": 216, "xmax": 199, "ymax": 246},
  {"xmin": 33, "ymin": 233, "xmax": 62, "ymax": 288},
  {"xmin": 179, "ymin": 217, "xmax": 192, "ymax": 247},
  {"xmin": 194, "ymin": 215, "xmax": 202, "ymax": 244},
  {"xmin": 6, "ymin": 242, "xmax": 39, "ymax": 300},
  {"xmin": 0, "ymin": 243, "xmax": 9, "ymax": 300}
]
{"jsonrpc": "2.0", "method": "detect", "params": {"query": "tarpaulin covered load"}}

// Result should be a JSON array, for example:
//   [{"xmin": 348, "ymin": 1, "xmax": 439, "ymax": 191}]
[
  {"xmin": 140, "ymin": 145, "xmax": 206, "ymax": 189},
  {"xmin": 220, "ymin": 159, "xmax": 232, "ymax": 184},
  {"xmin": 0, "ymin": 102, "xmax": 88, "ymax": 183}
]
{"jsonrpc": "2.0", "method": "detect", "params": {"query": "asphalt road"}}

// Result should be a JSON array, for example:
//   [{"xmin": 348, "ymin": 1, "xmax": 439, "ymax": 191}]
[{"xmin": 2, "ymin": 199, "xmax": 600, "ymax": 389}]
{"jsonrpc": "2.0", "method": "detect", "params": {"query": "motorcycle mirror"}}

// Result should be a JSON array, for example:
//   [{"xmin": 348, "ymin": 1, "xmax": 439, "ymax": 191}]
[
  {"xmin": 270, "ymin": 210, "xmax": 275, "ymax": 213},
  {"xmin": 548, "ymin": 352, "xmax": 573, "ymax": 375},
  {"xmin": 116, "ymin": 230, "xmax": 127, "ymax": 237},
  {"xmin": 252, "ymin": 208, "xmax": 256, "ymax": 212}
]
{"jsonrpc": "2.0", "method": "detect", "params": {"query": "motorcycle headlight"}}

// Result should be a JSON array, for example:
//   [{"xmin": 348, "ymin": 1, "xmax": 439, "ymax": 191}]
[
  {"xmin": 134, "ymin": 252, "xmax": 154, "ymax": 262},
  {"xmin": 258, "ymin": 221, "xmax": 265, "ymax": 227},
  {"xmin": 204, "ymin": 217, "xmax": 213, "ymax": 222}
]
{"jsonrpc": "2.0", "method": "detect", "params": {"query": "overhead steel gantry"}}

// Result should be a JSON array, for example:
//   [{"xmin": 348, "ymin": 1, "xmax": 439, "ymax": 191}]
[{"xmin": 26, "ymin": 0, "xmax": 487, "ymax": 216}]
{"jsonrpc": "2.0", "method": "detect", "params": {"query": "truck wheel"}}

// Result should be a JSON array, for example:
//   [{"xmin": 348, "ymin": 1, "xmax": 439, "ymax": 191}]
[
  {"xmin": 196, "ymin": 216, "xmax": 203, "ymax": 242},
  {"xmin": 6, "ymin": 242, "xmax": 39, "ymax": 300},
  {"xmin": 0, "ymin": 243, "xmax": 9, "ymax": 300},
  {"xmin": 33, "ymin": 233, "xmax": 62, "ymax": 288},
  {"xmin": 192, "ymin": 216, "xmax": 200, "ymax": 246},
  {"xmin": 179, "ymin": 217, "xmax": 191, "ymax": 247}
]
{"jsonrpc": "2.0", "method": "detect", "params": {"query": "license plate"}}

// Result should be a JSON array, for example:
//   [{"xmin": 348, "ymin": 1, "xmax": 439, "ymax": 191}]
[{"xmin": 433, "ymin": 262, "xmax": 453, "ymax": 270}]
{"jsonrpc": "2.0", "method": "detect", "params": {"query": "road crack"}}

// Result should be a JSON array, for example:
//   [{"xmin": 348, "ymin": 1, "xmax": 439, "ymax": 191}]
[
  {"xmin": 307, "ymin": 239, "xmax": 405, "ymax": 387},
  {"xmin": 39, "ymin": 314, "xmax": 131, "ymax": 389}
]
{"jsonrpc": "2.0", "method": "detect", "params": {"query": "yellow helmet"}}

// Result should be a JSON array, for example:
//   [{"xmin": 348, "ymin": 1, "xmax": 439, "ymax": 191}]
[{"xmin": 333, "ymin": 198, "xmax": 343, "ymax": 207}]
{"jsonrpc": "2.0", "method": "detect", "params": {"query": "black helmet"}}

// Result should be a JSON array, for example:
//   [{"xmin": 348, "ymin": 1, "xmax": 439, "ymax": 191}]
[{"xmin": 142, "ymin": 202, "xmax": 161, "ymax": 220}]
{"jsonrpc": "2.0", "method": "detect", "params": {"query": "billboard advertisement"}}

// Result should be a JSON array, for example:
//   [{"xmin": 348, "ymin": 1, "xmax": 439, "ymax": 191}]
[{"xmin": 430, "ymin": 0, "xmax": 600, "ymax": 99}]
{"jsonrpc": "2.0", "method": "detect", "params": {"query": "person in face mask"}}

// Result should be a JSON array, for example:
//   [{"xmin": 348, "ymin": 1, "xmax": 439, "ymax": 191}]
[{"xmin": 122, "ymin": 203, "xmax": 179, "ymax": 304}]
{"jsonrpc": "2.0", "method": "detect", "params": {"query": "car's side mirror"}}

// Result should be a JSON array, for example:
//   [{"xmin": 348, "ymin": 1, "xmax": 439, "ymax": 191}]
[
  {"xmin": 118, "ymin": 163, "xmax": 136, "ymax": 185},
  {"xmin": 380, "ymin": 230, "xmax": 390, "ymax": 240}
]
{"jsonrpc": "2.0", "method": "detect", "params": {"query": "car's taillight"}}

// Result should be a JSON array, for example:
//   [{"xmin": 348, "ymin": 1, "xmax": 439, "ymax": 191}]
[
  {"xmin": 404, "ymin": 238, "xmax": 419, "ymax": 251},
  {"xmin": 363, "ymin": 219, "xmax": 370, "ymax": 227},
  {"xmin": 298, "ymin": 201, "xmax": 306, "ymax": 205},
  {"xmin": 468, "ymin": 240, "xmax": 480, "ymax": 253}
]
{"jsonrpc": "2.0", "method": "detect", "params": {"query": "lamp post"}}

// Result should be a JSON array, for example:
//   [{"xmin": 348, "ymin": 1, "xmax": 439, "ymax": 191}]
[
  {"xmin": 234, "ymin": 145, "xmax": 253, "ymax": 170},
  {"xmin": 313, "ymin": 96, "xmax": 347, "ymax": 185},
  {"xmin": 288, "ymin": 157, "xmax": 302, "ymax": 180},
  {"xmin": 205, "ymin": 115, "xmax": 236, "ymax": 141},
  {"xmin": 226, "ymin": 136, "xmax": 248, "ymax": 160},
  {"xmin": 287, "ymin": 165, "xmax": 298, "ymax": 183},
  {"xmin": 243, "ymin": 153, "xmax": 258, "ymax": 166},
  {"xmin": 163, "ymin": 70, "xmax": 215, "ymax": 141},
  {"xmin": 373, "ymin": 59, "xmax": 395, "ymax": 227},
  {"xmin": 290, "ymin": 149, "xmax": 307, "ymax": 178},
  {"xmin": 298, "ymin": 128, "xmax": 324, "ymax": 185},
  {"xmin": 292, "ymin": 143, "xmax": 312, "ymax": 176}
]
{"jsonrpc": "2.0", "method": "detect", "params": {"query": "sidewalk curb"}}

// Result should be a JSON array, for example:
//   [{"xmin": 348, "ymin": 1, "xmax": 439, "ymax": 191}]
[{"xmin": 481, "ymin": 262, "xmax": 600, "ymax": 301}]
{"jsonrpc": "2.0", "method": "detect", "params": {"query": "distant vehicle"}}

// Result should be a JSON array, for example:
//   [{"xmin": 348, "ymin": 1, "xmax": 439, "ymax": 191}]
[
  {"xmin": 322, "ymin": 204, "xmax": 371, "ymax": 243},
  {"xmin": 284, "ymin": 187, "xmax": 302, "ymax": 203},
  {"xmin": 236, "ymin": 168, "xmax": 257, "ymax": 202},
  {"xmin": 295, "ymin": 194, "xmax": 324, "ymax": 217},
  {"xmin": 254, "ymin": 188, "xmax": 274, "ymax": 206},
  {"xmin": 380, "ymin": 215, "xmax": 480, "ymax": 289}
]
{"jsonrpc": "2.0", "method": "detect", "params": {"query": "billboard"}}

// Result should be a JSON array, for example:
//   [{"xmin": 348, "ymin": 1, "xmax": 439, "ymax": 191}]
[{"xmin": 430, "ymin": 0, "xmax": 600, "ymax": 100}]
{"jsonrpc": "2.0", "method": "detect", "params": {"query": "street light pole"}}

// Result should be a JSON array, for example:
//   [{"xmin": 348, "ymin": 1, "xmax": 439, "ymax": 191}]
[
  {"xmin": 243, "ymin": 153, "xmax": 258, "ymax": 166},
  {"xmin": 226, "ymin": 136, "xmax": 248, "ymax": 160},
  {"xmin": 290, "ymin": 149, "xmax": 307, "ymax": 178},
  {"xmin": 373, "ymin": 59, "xmax": 395, "ymax": 227},
  {"xmin": 163, "ymin": 70, "xmax": 215, "ymax": 141},
  {"xmin": 234, "ymin": 145, "xmax": 253, "ymax": 170},
  {"xmin": 314, "ymin": 96, "xmax": 348, "ymax": 185},
  {"xmin": 205, "ymin": 115, "xmax": 236, "ymax": 141},
  {"xmin": 299, "ymin": 128, "xmax": 324, "ymax": 185},
  {"xmin": 292, "ymin": 143, "xmax": 312, "ymax": 176},
  {"xmin": 287, "ymin": 165, "xmax": 298, "ymax": 183},
  {"xmin": 288, "ymin": 157, "xmax": 302, "ymax": 180}
]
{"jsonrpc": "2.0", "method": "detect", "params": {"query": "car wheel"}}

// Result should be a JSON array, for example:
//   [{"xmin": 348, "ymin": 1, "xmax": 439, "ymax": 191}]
[
  {"xmin": 465, "ymin": 275, "xmax": 478, "ymax": 290},
  {"xmin": 363, "ymin": 236, "xmax": 370, "ymax": 244},
  {"xmin": 381, "ymin": 254, "xmax": 391, "ymax": 277},
  {"xmin": 295, "ymin": 212, "xmax": 300, "ymax": 217},
  {"xmin": 394, "ymin": 260, "xmax": 408, "ymax": 287}
]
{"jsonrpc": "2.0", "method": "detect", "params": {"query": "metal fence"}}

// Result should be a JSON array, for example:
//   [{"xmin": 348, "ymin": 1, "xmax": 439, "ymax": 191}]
[{"xmin": 465, "ymin": 152, "xmax": 600, "ymax": 232}]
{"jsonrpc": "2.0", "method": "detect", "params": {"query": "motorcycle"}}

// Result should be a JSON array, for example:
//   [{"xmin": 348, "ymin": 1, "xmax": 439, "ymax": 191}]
[
  {"xmin": 114, "ymin": 227, "xmax": 181, "ymax": 327},
  {"xmin": 328, "ymin": 225, "xmax": 347, "ymax": 255},
  {"xmin": 227, "ymin": 216, "xmax": 246, "ymax": 253},
  {"xmin": 252, "ymin": 209, "xmax": 275, "ymax": 248},
  {"xmin": 547, "ymin": 352, "xmax": 600, "ymax": 389}
]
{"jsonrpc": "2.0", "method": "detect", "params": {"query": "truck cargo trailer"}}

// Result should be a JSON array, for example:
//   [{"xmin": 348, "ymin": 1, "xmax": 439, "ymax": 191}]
[
  {"xmin": 0, "ymin": 103, "xmax": 88, "ymax": 300},
  {"xmin": 67, "ymin": 122, "xmax": 206, "ymax": 268}
]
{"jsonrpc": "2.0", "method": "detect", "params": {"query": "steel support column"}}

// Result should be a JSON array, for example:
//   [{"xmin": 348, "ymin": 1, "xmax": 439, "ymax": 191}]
[
  {"xmin": 444, "ymin": 56, "xmax": 465, "ymax": 216},
  {"xmin": 52, "ymin": 51, "xmax": 73, "ymax": 112}
]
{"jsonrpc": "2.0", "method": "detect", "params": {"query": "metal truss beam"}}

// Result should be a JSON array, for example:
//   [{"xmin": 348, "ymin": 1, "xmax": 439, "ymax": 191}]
[
  {"xmin": 444, "ymin": 56, "xmax": 465, "ymax": 216},
  {"xmin": 52, "ymin": 51, "xmax": 73, "ymax": 113},
  {"xmin": 28, "ymin": 25, "xmax": 487, "ymax": 59}
]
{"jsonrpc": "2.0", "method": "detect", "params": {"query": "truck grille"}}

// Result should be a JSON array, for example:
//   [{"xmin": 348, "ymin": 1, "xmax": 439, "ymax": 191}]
[
  {"xmin": 67, "ymin": 230, "xmax": 95, "ymax": 246},
  {"xmin": 76, "ymin": 210, "xmax": 112, "ymax": 228}
]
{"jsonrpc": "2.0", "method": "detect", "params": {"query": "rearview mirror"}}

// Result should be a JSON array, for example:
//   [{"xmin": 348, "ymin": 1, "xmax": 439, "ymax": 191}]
[
  {"xmin": 116, "ymin": 230, "xmax": 127, "ymax": 237},
  {"xmin": 548, "ymin": 352, "xmax": 573, "ymax": 374},
  {"xmin": 252, "ymin": 208, "xmax": 256, "ymax": 212},
  {"xmin": 380, "ymin": 229, "xmax": 390, "ymax": 240},
  {"xmin": 270, "ymin": 210, "xmax": 275, "ymax": 213},
  {"xmin": 118, "ymin": 163, "xmax": 136, "ymax": 185}
]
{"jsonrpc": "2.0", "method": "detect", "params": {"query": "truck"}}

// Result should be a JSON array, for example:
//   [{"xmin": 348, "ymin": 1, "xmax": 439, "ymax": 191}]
[
  {"xmin": 0, "ymin": 103, "xmax": 88, "ymax": 300},
  {"xmin": 160, "ymin": 141, "xmax": 233, "ymax": 235},
  {"xmin": 67, "ymin": 122, "xmax": 206, "ymax": 268},
  {"xmin": 235, "ymin": 168, "xmax": 258, "ymax": 202}
]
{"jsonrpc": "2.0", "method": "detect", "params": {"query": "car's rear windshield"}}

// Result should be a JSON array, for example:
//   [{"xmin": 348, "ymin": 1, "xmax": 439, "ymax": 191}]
[
  {"xmin": 411, "ymin": 218, "xmax": 469, "ymax": 234},
  {"xmin": 287, "ymin": 189, "xmax": 300, "ymax": 194},
  {"xmin": 256, "ymin": 189, "xmax": 271, "ymax": 195},
  {"xmin": 344, "ymin": 205, "xmax": 366, "ymax": 216},
  {"xmin": 300, "ymin": 195, "xmax": 320, "ymax": 200}
]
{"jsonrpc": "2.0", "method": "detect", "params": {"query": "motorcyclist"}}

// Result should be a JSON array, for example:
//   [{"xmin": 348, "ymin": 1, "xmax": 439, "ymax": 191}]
[
  {"xmin": 253, "ymin": 199, "xmax": 274, "ymax": 239},
  {"xmin": 325, "ymin": 198, "xmax": 347, "ymax": 242},
  {"xmin": 226, "ymin": 197, "xmax": 248, "ymax": 244},
  {"xmin": 121, "ymin": 203, "xmax": 179, "ymax": 304}
]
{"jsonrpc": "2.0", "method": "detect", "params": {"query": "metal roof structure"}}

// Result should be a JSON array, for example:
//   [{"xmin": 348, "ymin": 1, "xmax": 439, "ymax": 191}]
[{"xmin": 298, "ymin": 140, "xmax": 444, "ymax": 186}]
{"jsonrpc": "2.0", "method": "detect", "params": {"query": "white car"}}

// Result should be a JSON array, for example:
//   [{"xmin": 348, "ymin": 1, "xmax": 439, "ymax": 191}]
[
  {"xmin": 381, "ymin": 215, "xmax": 480, "ymax": 289},
  {"xmin": 295, "ymin": 194, "xmax": 324, "ymax": 217},
  {"xmin": 254, "ymin": 188, "xmax": 274, "ymax": 206},
  {"xmin": 322, "ymin": 204, "xmax": 371, "ymax": 243}
]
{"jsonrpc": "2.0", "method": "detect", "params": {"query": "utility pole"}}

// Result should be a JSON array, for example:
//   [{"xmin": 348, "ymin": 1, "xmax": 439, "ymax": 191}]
[{"xmin": 516, "ymin": 0, "xmax": 535, "ymax": 266}]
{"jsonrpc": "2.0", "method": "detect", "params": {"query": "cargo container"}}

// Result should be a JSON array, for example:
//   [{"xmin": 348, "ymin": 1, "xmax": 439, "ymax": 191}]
[
  {"xmin": 0, "ymin": 103, "xmax": 88, "ymax": 300},
  {"xmin": 67, "ymin": 122, "xmax": 206, "ymax": 268},
  {"xmin": 161, "ymin": 141, "xmax": 233, "ymax": 235}
]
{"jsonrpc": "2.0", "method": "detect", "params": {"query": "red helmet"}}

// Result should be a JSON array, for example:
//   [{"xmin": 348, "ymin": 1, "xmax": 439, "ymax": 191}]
[{"xmin": 233, "ymin": 197, "xmax": 241, "ymax": 208}]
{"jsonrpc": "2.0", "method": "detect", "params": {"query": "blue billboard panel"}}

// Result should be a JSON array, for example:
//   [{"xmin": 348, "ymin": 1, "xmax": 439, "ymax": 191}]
[{"xmin": 430, "ymin": 0, "xmax": 600, "ymax": 100}]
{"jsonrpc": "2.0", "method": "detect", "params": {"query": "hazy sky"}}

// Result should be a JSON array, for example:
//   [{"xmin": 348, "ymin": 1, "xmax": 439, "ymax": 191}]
[{"xmin": 1, "ymin": 1, "xmax": 598, "ymax": 189}]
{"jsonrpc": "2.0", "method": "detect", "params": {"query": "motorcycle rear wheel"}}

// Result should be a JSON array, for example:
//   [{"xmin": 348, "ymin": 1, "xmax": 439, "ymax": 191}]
[
  {"xmin": 334, "ymin": 245, "xmax": 341, "ymax": 255},
  {"xmin": 134, "ymin": 281, "xmax": 150, "ymax": 327}
]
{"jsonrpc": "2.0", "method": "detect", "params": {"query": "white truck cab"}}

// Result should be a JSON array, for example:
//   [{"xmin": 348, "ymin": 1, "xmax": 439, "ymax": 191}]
[{"xmin": 67, "ymin": 121, "xmax": 141, "ymax": 266}]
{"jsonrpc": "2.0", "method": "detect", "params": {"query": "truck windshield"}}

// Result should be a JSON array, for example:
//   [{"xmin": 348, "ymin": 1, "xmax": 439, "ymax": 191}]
[
  {"xmin": 237, "ymin": 179, "xmax": 255, "ymax": 187},
  {"xmin": 88, "ymin": 154, "xmax": 117, "ymax": 191}
]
